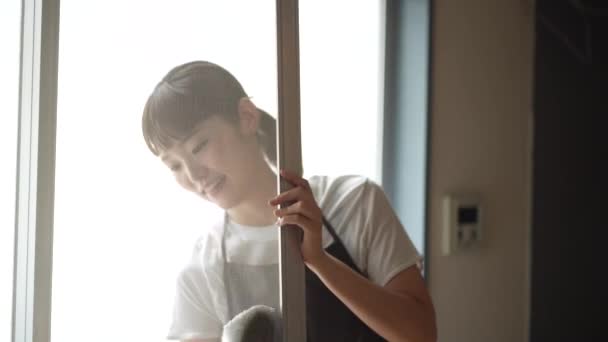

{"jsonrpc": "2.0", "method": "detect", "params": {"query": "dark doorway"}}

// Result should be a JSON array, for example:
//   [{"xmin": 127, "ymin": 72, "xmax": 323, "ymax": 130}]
[{"xmin": 531, "ymin": 0, "xmax": 608, "ymax": 340}]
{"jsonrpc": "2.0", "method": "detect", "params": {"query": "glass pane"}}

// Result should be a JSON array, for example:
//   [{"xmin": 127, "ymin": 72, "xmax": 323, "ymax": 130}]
[
  {"xmin": 53, "ymin": 1, "xmax": 280, "ymax": 341},
  {"xmin": 299, "ymin": 2, "xmax": 423, "ymax": 338},
  {"xmin": 300, "ymin": 1, "xmax": 384, "ymax": 182},
  {"xmin": 0, "ymin": 0, "xmax": 21, "ymax": 340}
]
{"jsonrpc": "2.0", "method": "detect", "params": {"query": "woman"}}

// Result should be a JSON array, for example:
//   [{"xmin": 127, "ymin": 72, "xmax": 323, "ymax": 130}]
[{"xmin": 142, "ymin": 61, "xmax": 437, "ymax": 342}]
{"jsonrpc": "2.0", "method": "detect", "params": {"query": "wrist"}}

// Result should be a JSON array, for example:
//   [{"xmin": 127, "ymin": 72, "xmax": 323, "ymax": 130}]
[{"xmin": 305, "ymin": 250, "xmax": 331, "ymax": 274}]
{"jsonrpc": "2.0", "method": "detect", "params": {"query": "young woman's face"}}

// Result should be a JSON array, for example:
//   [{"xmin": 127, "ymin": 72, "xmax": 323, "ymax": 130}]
[{"xmin": 158, "ymin": 111, "xmax": 263, "ymax": 209}]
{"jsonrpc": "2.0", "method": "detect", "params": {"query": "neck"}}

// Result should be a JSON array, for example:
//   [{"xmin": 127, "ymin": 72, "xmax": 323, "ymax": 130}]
[{"xmin": 227, "ymin": 163, "xmax": 278, "ymax": 227}]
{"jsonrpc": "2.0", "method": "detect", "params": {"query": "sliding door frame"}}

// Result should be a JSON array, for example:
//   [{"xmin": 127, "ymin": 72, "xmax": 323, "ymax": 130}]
[{"xmin": 276, "ymin": 0, "xmax": 306, "ymax": 341}]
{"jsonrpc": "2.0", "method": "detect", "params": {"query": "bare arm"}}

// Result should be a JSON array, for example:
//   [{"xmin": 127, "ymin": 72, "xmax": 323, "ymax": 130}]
[
  {"xmin": 272, "ymin": 170, "xmax": 437, "ymax": 341},
  {"xmin": 308, "ymin": 255, "xmax": 437, "ymax": 342}
]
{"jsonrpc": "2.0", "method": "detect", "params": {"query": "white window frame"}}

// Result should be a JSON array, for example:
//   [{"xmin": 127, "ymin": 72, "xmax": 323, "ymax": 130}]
[
  {"xmin": 13, "ymin": 0, "xmax": 59, "ymax": 341},
  {"xmin": 12, "ymin": 0, "xmax": 307, "ymax": 341}
]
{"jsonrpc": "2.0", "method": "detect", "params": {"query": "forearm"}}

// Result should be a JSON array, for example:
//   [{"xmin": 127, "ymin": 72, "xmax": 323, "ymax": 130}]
[{"xmin": 307, "ymin": 253, "xmax": 436, "ymax": 342}]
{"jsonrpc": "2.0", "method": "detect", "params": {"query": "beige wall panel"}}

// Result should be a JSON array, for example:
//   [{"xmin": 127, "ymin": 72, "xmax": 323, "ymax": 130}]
[{"xmin": 428, "ymin": 1, "xmax": 534, "ymax": 341}]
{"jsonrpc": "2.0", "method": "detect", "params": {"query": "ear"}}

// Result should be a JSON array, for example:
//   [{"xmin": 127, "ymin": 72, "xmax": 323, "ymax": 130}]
[{"xmin": 237, "ymin": 97, "xmax": 261, "ymax": 137}]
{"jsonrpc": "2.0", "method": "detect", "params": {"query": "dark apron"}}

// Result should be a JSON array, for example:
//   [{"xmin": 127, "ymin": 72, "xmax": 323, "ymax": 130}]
[
  {"xmin": 222, "ymin": 217, "xmax": 386, "ymax": 341},
  {"xmin": 304, "ymin": 218, "xmax": 386, "ymax": 342}
]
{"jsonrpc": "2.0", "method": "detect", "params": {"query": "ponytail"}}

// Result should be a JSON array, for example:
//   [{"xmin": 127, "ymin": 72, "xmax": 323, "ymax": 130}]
[{"xmin": 258, "ymin": 109, "xmax": 277, "ymax": 165}]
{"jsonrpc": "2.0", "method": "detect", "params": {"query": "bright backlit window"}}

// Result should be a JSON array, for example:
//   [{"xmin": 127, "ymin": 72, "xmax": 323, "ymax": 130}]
[
  {"xmin": 53, "ymin": 1, "xmax": 276, "ymax": 341},
  {"xmin": 300, "ymin": 1, "xmax": 384, "ymax": 182},
  {"xmin": 52, "ymin": 1, "xmax": 383, "ymax": 341}
]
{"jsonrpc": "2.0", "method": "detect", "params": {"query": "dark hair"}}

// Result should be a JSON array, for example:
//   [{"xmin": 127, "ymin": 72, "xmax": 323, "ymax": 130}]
[{"xmin": 142, "ymin": 61, "xmax": 276, "ymax": 164}]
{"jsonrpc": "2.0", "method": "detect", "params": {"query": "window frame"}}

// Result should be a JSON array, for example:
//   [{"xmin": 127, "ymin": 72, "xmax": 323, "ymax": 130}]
[
  {"xmin": 13, "ymin": 0, "xmax": 60, "ymax": 341},
  {"xmin": 382, "ymin": 0, "xmax": 431, "ymax": 273},
  {"xmin": 275, "ymin": 0, "xmax": 307, "ymax": 341},
  {"xmin": 13, "ymin": 0, "xmax": 308, "ymax": 341},
  {"xmin": 12, "ymin": 1, "xmax": 412, "ymax": 342}
]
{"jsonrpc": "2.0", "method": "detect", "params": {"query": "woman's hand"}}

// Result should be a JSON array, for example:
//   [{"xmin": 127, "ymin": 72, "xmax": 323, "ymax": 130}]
[{"xmin": 269, "ymin": 169, "xmax": 327, "ymax": 266}]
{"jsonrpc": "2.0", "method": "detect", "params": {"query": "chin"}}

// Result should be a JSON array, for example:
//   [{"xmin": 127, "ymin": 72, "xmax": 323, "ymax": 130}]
[
  {"xmin": 201, "ymin": 192, "xmax": 235, "ymax": 211},
  {"xmin": 214, "ymin": 199, "xmax": 233, "ymax": 210}
]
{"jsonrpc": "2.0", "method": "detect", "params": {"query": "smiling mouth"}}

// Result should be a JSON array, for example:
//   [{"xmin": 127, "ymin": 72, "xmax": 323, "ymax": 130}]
[{"xmin": 203, "ymin": 176, "xmax": 225, "ymax": 197}]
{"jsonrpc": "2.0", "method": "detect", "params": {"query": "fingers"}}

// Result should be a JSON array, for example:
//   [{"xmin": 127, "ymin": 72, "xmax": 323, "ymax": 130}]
[
  {"xmin": 273, "ymin": 170, "xmax": 325, "ymax": 264},
  {"xmin": 279, "ymin": 169, "xmax": 310, "ymax": 190},
  {"xmin": 269, "ymin": 169, "xmax": 314, "ymax": 206},
  {"xmin": 277, "ymin": 214, "xmax": 316, "ymax": 233},
  {"xmin": 273, "ymin": 200, "xmax": 320, "ymax": 223},
  {"xmin": 268, "ymin": 186, "xmax": 310, "ymax": 206},
  {"xmin": 270, "ymin": 170, "xmax": 322, "ymax": 232}
]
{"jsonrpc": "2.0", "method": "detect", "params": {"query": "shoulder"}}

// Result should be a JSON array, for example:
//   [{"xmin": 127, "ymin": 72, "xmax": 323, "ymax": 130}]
[
  {"xmin": 308, "ymin": 175, "xmax": 387, "ymax": 248},
  {"xmin": 308, "ymin": 175, "xmax": 379, "ymax": 214},
  {"xmin": 308, "ymin": 175, "xmax": 387, "ymax": 220},
  {"xmin": 308, "ymin": 174, "xmax": 370, "ymax": 194}
]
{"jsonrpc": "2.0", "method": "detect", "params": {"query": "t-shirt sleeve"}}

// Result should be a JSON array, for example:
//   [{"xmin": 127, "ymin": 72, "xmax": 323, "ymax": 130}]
[
  {"xmin": 167, "ymin": 264, "xmax": 222, "ymax": 340},
  {"xmin": 361, "ymin": 180, "xmax": 422, "ymax": 286}
]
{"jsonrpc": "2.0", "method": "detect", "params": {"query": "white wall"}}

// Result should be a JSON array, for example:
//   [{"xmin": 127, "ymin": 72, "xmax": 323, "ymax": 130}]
[{"xmin": 428, "ymin": 1, "xmax": 534, "ymax": 341}]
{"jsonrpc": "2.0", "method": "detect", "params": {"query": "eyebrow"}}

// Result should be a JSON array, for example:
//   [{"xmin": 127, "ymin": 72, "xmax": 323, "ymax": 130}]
[{"xmin": 159, "ymin": 128, "xmax": 206, "ymax": 162}]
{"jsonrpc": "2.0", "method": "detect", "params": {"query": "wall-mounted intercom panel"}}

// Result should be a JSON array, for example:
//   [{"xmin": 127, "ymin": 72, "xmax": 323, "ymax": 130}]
[{"xmin": 442, "ymin": 194, "xmax": 482, "ymax": 255}]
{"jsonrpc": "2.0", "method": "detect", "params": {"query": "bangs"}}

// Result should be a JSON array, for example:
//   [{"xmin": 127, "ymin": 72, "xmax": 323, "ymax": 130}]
[
  {"xmin": 142, "ymin": 61, "xmax": 247, "ymax": 155},
  {"xmin": 142, "ymin": 81, "xmax": 238, "ymax": 155}
]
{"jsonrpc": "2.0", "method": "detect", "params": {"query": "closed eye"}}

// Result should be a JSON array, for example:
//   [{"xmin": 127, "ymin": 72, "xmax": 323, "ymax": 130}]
[
  {"xmin": 169, "ymin": 164, "xmax": 181, "ymax": 172},
  {"xmin": 192, "ymin": 139, "xmax": 208, "ymax": 154}
]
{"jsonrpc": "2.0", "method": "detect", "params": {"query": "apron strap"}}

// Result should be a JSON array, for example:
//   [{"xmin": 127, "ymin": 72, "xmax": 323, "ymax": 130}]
[
  {"xmin": 221, "ymin": 213, "xmax": 237, "ymax": 318},
  {"xmin": 322, "ymin": 216, "xmax": 364, "ymax": 275}
]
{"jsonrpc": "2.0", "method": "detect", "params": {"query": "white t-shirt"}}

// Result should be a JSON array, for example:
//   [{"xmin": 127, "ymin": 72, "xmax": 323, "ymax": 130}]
[{"xmin": 167, "ymin": 175, "xmax": 422, "ymax": 340}]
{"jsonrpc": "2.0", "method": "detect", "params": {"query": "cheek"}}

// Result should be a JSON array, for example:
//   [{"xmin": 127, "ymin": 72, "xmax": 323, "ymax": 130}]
[
  {"xmin": 220, "ymin": 138, "xmax": 254, "ymax": 167},
  {"xmin": 175, "ymin": 173, "xmax": 194, "ymax": 192},
  {"xmin": 204, "ymin": 142, "xmax": 232, "ymax": 173}
]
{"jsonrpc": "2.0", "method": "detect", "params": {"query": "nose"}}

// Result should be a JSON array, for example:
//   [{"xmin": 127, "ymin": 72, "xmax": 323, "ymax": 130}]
[{"xmin": 182, "ymin": 160, "xmax": 209, "ymax": 192}]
